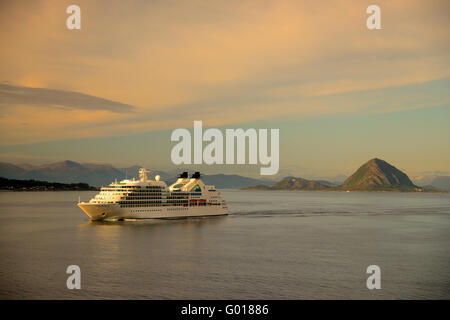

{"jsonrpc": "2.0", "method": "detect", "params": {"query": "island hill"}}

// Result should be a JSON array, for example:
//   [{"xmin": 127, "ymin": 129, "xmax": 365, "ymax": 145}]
[
  {"xmin": 0, "ymin": 177, "xmax": 98, "ymax": 191},
  {"xmin": 244, "ymin": 158, "xmax": 428, "ymax": 192}
]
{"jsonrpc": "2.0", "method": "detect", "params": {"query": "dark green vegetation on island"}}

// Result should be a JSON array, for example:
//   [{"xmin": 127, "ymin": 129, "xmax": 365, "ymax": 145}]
[
  {"xmin": 243, "ymin": 158, "xmax": 445, "ymax": 192},
  {"xmin": 0, "ymin": 177, "xmax": 98, "ymax": 191}
]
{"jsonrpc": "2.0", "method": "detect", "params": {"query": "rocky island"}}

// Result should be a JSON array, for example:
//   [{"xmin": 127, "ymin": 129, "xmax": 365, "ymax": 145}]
[{"xmin": 243, "ymin": 158, "xmax": 433, "ymax": 192}]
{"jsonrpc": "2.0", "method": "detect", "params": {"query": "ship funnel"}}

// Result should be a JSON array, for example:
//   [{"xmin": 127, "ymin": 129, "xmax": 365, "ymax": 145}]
[{"xmin": 178, "ymin": 172, "xmax": 189, "ymax": 179}]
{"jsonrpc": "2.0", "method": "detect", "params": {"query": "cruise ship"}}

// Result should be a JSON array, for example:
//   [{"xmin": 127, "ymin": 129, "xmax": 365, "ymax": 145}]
[{"xmin": 78, "ymin": 169, "xmax": 228, "ymax": 220}]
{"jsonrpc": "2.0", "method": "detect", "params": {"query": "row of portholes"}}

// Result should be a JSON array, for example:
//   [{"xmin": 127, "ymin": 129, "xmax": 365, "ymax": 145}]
[{"xmin": 131, "ymin": 209, "xmax": 162, "ymax": 213}]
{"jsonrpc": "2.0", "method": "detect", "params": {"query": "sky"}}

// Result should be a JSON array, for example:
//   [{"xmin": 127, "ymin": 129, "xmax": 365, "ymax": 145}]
[{"xmin": 0, "ymin": 0, "xmax": 449, "ymax": 179}]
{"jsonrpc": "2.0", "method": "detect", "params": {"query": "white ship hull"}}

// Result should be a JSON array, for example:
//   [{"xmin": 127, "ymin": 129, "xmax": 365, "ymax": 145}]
[{"xmin": 78, "ymin": 202, "xmax": 229, "ymax": 221}]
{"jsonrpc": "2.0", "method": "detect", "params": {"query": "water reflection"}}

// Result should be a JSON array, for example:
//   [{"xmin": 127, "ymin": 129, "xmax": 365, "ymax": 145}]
[
  {"xmin": 2, "ymin": 190, "xmax": 450, "ymax": 299},
  {"xmin": 79, "ymin": 215, "xmax": 227, "ymax": 229},
  {"xmin": 75, "ymin": 216, "xmax": 229, "ymax": 288}
]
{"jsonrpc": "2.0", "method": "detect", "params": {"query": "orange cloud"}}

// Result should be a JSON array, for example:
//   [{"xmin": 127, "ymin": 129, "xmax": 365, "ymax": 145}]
[{"xmin": 0, "ymin": 0, "xmax": 449, "ymax": 145}]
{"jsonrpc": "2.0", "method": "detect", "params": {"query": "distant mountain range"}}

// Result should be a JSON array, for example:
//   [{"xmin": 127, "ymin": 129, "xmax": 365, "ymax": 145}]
[
  {"xmin": 0, "ymin": 160, "xmax": 131, "ymax": 187},
  {"xmin": 244, "ymin": 158, "xmax": 445, "ymax": 192},
  {"xmin": 243, "ymin": 177, "xmax": 335, "ymax": 191},
  {"xmin": 413, "ymin": 175, "xmax": 450, "ymax": 191},
  {"xmin": 426, "ymin": 176, "xmax": 450, "ymax": 191},
  {"xmin": 1, "ymin": 158, "xmax": 447, "ymax": 192},
  {"xmin": 0, "ymin": 160, "xmax": 275, "ymax": 189}
]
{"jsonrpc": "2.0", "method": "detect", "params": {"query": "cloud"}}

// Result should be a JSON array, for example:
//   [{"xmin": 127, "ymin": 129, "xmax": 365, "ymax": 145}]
[
  {"xmin": 0, "ymin": 83, "xmax": 136, "ymax": 113},
  {"xmin": 420, "ymin": 170, "xmax": 450, "ymax": 175},
  {"xmin": 0, "ymin": 0, "xmax": 449, "ymax": 145}
]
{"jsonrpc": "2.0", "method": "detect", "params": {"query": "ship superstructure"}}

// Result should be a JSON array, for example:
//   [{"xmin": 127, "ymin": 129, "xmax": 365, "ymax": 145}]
[{"xmin": 78, "ymin": 169, "xmax": 228, "ymax": 220}]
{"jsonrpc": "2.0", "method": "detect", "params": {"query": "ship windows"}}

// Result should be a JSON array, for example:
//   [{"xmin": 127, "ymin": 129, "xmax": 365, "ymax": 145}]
[{"xmin": 191, "ymin": 185, "xmax": 201, "ymax": 192}]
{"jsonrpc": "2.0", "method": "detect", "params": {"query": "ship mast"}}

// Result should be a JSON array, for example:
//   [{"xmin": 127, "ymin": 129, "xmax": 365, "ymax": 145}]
[{"xmin": 139, "ymin": 168, "xmax": 150, "ymax": 182}]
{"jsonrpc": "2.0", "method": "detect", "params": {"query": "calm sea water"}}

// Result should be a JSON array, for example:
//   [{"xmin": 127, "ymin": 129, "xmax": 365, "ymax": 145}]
[{"xmin": 0, "ymin": 190, "xmax": 449, "ymax": 299}]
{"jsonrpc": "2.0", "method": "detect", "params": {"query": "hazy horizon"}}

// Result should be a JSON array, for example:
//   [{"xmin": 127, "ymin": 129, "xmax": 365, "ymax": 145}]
[{"xmin": 1, "ymin": 155, "xmax": 448, "ymax": 184}]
